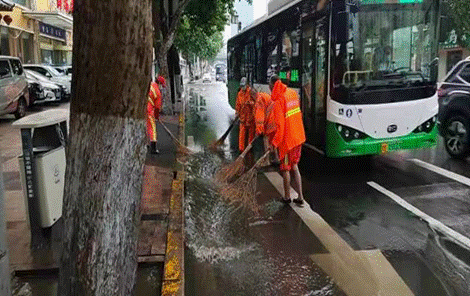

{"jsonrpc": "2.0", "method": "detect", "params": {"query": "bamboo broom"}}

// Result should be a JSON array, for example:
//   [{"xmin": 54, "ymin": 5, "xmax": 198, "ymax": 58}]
[
  {"xmin": 158, "ymin": 119, "xmax": 192, "ymax": 155},
  {"xmin": 215, "ymin": 135, "xmax": 259, "ymax": 183},
  {"xmin": 219, "ymin": 151, "xmax": 271, "ymax": 214},
  {"xmin": 209, "ymin": 117, "xmax": 239, "ymax": 150}
]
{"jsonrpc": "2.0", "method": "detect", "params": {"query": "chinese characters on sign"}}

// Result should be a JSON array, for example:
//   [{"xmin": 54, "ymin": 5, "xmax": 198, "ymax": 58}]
[{"xmin": 39, "ymin": 22, "xmax": 66, "ymax": 42}]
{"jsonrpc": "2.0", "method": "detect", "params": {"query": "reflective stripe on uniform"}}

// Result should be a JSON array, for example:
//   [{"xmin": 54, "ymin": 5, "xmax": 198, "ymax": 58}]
[
  {"xmin": 148, "ymin": 96, "xmax": 155, "ymax": 106},
  {"xmin": 151, "ymin": 87, "xmax": 158, "ymax": 99},
  {"xmin": 286, "ymin": 107, "xmax": 300, "ymax": 118}
]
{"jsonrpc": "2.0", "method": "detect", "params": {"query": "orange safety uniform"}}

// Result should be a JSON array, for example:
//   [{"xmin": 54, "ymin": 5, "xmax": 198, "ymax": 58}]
[
  {"xmin": 254, "ymin": 92, "xmax": 272, "ymax": 135},
  {"xmin": 235, "ymin": 86, "xmax": 256, "ymax": 151},
  {"xmin": 147, "ymin": 82, "xmax": 162, "ymax": 142},
  {"xmin": 266, "ymin": 80, "xmax": 306, "ymax": 170}
]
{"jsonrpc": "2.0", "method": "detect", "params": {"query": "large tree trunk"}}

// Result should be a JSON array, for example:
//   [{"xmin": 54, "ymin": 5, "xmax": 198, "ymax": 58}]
[{"xmin": 58, "ymin": 0, "xmax": 152, "ymax": 294}]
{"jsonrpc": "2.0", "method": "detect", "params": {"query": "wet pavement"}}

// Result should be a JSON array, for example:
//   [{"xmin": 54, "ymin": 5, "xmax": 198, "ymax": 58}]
[
  {"xmin": 1, "ymin": 102, "xmax": 174, "ymax": 295},
  {"xmin": 183, "ymin": 80, "xmax": 470, "ymax": 295}
]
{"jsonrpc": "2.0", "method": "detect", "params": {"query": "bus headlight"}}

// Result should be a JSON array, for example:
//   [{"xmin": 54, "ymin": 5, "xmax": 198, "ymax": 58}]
[
  {"xmin": 413, "ymin": 117, "xmax": 436, "ymax": 134},
  {"xmin": 336, "ymin": 124, "xmax": 368, "ymax": 142}
]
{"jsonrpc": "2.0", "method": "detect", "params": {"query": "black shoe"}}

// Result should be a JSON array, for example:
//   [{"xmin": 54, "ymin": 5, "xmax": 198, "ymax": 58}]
[
  {"xmin": 293, "ymin": 198, "xmax": 305, "ymax": 207},
  {"xmin": 149, "ymin": 142, "xmax": 159, "ymax": 154},
  {"xmin": 281, "ymin": 198, "xmax": 291, "ymax": 204}
]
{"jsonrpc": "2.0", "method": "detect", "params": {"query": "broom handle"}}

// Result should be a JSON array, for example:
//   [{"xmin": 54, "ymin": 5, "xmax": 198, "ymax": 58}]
[
  {"xmin": 250, "ymin": 151, "xmax": 271, "ymax": 171},
  {"xmin": 217, "ymin": 116, "xmax": 239, "ymax": 142},
  {"xmin": 240, "ymin": 135, "xmax": 260, "ymax": 158},
  {"xmin": 158, "ymin": 119, "xmax": 184, "ymax": 146}
]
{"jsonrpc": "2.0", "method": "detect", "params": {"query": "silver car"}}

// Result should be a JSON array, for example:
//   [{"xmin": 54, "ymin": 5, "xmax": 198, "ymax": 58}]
[
  {"xmin": 25, "ymin": 70, "xmax": 62, "ymax": 104},
  {"xmin": 23, "ymin": 64, "xmax": 71, "ymax": 98},
  {"xmin": 0, "ymin": 56, "xmax": 30, "ymax": 119}
]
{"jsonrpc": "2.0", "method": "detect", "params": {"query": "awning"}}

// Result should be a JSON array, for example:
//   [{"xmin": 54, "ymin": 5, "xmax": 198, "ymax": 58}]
[
  {"xmin": 23, "ymin": 11, "xmax": 72, "ymax": 30},
  {"xmin": 0, "ymin": 0, "xmax": 14, "ymax": 12}
]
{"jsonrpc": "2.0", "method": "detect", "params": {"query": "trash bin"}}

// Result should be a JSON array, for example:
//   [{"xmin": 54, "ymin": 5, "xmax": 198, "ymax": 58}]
[{"xmin": 13, "ymin": 109, "xmax": 68, "ymax": 230}]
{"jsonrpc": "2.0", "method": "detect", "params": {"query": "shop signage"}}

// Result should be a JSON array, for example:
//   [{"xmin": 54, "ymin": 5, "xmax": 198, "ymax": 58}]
[{"xmin": 39, "ymin": 22, "xmax": 66, "ymax": 42}]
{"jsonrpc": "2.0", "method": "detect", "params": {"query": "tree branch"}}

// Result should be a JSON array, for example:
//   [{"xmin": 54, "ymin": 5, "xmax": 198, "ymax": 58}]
[{"xmin": 161, "ymin": 0, "xmax": 192, "ymax": 53}]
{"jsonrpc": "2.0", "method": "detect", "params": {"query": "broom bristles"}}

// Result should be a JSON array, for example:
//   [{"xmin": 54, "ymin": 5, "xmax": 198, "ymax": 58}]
[
  {"xmin": 214, "ymin": 136, "xmax": 259, "ymax": 182},
  {"xmin": 214, "ymin": 157, "xmax": 245, "ymax": 183},
  {"xmin": 218, "ymin": 151, "xmax": 270, "ymax": 213}
]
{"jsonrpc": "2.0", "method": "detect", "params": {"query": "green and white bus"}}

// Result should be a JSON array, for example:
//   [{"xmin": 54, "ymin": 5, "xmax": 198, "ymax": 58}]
[{"xmin": 227, "ymin": 0, "xmax": 440, "ymax": 157}]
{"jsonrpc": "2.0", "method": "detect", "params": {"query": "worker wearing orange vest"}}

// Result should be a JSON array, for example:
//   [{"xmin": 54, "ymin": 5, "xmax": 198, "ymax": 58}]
[
  {"xmin": 254, "ymin": 90, "xmax": 276, "ymax": 161},
  {"xmin": 235, "ymin": 77, "xmax": 256, "ymax": 152},
  {"xmin": 266, "ymin": 75, "xmax": 306, "ymax": 206},
  {"xmin": 147, "ymin": 76, "xmax": 165, "ymax": 154}
]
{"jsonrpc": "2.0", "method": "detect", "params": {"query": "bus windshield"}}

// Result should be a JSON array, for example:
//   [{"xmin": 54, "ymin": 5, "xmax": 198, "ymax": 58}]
[{"xmin": 331, "ymin": 0, "xmax": 439, "ymax": 104}]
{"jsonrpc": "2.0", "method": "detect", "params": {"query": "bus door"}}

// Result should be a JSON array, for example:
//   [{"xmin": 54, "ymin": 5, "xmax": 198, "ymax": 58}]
[{"xmin": 302, "ymin": 18, "xmax": 328, "ymax": 150}]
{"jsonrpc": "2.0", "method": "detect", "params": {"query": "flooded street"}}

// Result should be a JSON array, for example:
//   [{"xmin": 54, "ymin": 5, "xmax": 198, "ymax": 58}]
[{"xmin": 183, "ymin": 81, "xmax": 470, "ymax": 295}]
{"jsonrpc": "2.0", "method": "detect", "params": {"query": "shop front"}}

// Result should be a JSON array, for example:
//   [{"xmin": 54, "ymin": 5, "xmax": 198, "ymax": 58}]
[{"xmin": 23, "ymin": 11, "xmax": 72, "ymax": 65}]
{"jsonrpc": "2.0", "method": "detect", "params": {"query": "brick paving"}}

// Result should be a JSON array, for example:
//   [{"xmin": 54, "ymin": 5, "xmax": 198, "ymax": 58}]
[{"xmin": 1, "ymin": 109, "xmax": 180, "ymax": 272}]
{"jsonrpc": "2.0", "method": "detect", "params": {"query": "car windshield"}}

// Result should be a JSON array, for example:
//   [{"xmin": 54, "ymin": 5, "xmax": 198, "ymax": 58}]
[
  {"xmin": 46, "ymin": 66, "xmax": 64, "ymax": 76},
  {"xmin": 25, "ymin": 70, "xmax": 53, "ymax": 83}
]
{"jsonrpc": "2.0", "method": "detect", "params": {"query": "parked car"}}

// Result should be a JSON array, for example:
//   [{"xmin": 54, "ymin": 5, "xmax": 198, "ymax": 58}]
[
  {"xmin": 202, "ymin": 73, "xmax": 211, "ymax": 83},
  {"xmin": 0, "ymin": 56, "xmax": 30, "ymax": 118},
  {"xmin": 23, "ymin": 64, "xmax": 71, "ymax": 98},
  {"xmin": 25, "ymin": 69, "xmax": 63, "ymax": 104},
  {"xmin": 438, "ymin": 57, "xmax": 470, "ymax": 159},
  {"xmin": 53, "ymin": 65, "xmax": 72, "ymax": 76}
]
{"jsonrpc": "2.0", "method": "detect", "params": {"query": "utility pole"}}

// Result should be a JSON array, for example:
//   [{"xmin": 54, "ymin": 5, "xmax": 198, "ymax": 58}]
[{"xmin": 0, "ymin": 151, "xmax": 11, "ymax": 295}]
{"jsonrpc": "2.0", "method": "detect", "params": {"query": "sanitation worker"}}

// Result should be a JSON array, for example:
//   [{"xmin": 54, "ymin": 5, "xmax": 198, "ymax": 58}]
[
  {"xmin": 147, "ymin": 75, "xmax": 165, "ymax": 154},
  {"xmin": 266, "ymin": 75, "xmax": 306, "ymax": 206},
  {"xmin": 235, "ymin": 77, "xmax": 256, "ymax": 152},
  {"xmin": 254, "ymin": 89, "xmax": 274, "ymax": 159}
]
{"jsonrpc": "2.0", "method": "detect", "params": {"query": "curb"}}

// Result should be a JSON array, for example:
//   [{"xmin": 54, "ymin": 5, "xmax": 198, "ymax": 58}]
[{"xmin": 161, "ymin": 106, "xmax": 186, "ymax": 295}]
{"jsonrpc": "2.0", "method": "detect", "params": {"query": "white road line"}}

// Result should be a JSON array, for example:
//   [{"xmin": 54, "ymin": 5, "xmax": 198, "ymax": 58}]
[
  {"xmin": 367, "ymin": 181, "xmax": 470, "ymax": 250},
  {"xmin": 303, "ymin": 143, "xmax": 325, "ymax": 155},
  {"xmin": 263, "ymin": 172, "xmax": 417, "ymax": 295},
  {"xmin": 409, "ymin": 158, "xmax": 470, "ymax": 187}
]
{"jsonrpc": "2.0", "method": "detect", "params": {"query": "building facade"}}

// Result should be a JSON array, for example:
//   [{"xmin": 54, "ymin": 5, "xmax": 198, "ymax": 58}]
[{"xmin": 0, "ymin": 0, "xmax": 72, "ymax": 65}]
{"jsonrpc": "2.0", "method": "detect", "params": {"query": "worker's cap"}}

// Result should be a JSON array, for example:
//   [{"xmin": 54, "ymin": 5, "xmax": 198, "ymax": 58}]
[
  {"xmin": 157, "ymin": 75, "xmax": 166, "ymax": 87},
  {"xmin": 240, "ymin": 77, "xmax": 247, "ymax": 87}
]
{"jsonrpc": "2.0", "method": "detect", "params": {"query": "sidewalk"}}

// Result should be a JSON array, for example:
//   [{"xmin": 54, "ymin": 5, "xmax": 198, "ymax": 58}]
[{"xmin": 0, "ymin": 111, "xmax": 185, "ymax": 294}]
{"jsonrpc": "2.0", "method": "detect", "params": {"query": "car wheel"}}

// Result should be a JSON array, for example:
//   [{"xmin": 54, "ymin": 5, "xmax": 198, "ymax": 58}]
[
  {"xmin": 444, "ymin": 114, "xmax": 470, "ymax": 159},
  {"xmin": 14, "ymin": 98, "xmax": 27, "ymax": 119}
]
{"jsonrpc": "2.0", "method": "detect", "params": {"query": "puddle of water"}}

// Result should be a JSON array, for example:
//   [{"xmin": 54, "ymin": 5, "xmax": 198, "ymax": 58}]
[{"xmin": 184, "ymin": 151, "xmax": 344, "ymax": 296}]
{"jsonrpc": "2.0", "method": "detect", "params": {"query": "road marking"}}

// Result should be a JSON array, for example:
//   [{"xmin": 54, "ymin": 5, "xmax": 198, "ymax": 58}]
[
  {"xmin": 368, "ymin": 181, "xmax": 470, "ymax": 250},
  {"xmin": 263, "ymin": 172, "xmax": 409, "ymax": 296},
  {"xmin": 409, "ymin": 158, "xmax": 470, "ymax": 187},
  {"xmin": 303, "ymin": 143, "xmax": 325, "ymax": 155},
  {"xmin": 311, "ymin": 250, "xmax": 413, "ymax": 296}
]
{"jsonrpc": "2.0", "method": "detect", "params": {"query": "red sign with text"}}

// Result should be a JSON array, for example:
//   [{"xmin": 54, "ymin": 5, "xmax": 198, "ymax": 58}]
[{"xmin": 57, "ymin": 0, "xmax": 73, "ymax": 13}]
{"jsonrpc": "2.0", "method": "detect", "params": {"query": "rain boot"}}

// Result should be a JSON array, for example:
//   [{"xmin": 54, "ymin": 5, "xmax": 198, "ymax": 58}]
[{"xmin": 150, "ymin": 142, "xmax": 159, "ymax": 154}]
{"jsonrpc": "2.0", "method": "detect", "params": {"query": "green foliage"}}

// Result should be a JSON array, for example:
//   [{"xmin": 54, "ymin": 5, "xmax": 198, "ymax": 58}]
[
  {"xmin": 175, "ymin": 0, "xmax": 252, "ymax": 61},
  {"xmin": 448, "ymin": 0, "xmax": 470, "ymax": 48},
  {"xmin": 175, "ymin": 16, "xmax": 224, "ymax": 62}
]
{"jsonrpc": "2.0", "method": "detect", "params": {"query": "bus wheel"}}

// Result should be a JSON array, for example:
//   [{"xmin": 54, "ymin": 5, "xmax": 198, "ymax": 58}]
[{"xmin": 444, "ymin": 114, "xmax": 470, "ymax": 159}]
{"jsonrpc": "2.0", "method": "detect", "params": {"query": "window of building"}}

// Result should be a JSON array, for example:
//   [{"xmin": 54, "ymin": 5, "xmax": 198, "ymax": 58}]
[
  {"xmin": 1, "ymin": 28, "xmax": 9, "ymax": 56},
  {"xmin": 11, "ymin": 0, "xmax": 30, "ymax": 8},
  {"xmin": 41, "ymin": 49, "xmax": 53, "ymax": 65},
  {"xmin": 22, "ymin": 33, "xmax": 33, "ymax": 64}
]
